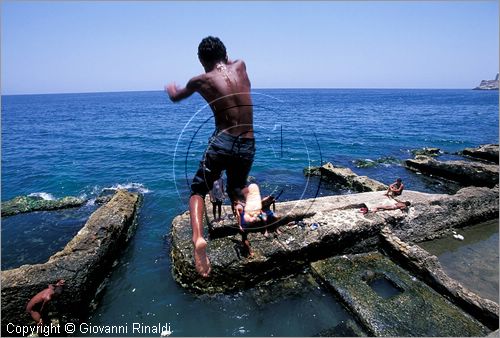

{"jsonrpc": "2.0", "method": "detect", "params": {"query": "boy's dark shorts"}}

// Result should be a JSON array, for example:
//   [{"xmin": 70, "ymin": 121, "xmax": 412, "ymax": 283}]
[{"xmin": 191, "ymin": 131, "xmax": 255, "ymax": 202}]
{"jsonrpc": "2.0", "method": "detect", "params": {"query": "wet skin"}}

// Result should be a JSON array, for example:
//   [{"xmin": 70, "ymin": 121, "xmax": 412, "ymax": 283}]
[{"xmin": 167, "ymin": 58, "xmax": 254, "ymax": 277}]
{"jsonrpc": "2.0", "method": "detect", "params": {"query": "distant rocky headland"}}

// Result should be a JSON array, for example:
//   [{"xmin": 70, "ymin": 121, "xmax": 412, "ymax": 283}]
[{"xmin": 473, "ymin": 73, "xmax": 499, "ymax": 90}]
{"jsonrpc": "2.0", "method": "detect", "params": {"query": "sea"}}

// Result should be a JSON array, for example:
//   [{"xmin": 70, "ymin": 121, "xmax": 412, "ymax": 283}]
[{"xmin": 1, "ymin": 89, "xmax": 498, "ymax": 336}]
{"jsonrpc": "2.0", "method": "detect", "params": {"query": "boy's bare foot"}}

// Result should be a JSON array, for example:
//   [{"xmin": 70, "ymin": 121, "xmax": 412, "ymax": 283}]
[{"xmin": 194, "ymin": 238, "xmax": 211, "ymax": 277}]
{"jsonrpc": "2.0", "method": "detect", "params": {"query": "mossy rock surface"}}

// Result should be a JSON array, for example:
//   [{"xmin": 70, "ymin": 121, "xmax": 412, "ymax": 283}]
[
  {"xmin": 1, "ymin": 195, "xmax": 86, "ymax": 217},
  {"xmin": 311, "ymin": 252, "xmax": 490, "ymax": 336}
]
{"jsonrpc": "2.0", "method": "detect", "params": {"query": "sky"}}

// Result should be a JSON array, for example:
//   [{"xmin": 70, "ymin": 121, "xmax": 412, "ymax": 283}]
[{"xmin": 1, "ymin": 1, "xmax": 499, "ymax": 94}]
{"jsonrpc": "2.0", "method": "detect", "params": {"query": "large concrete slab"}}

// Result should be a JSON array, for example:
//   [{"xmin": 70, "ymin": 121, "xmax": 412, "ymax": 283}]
[
  {"xmin": 380, "ymin": 226, "xmax": 499, "ymax": 330},
  {"xmin": 171, "ymin": 186, "xmax": 498, "ymax": 293},
  {"xmin": 310, "ymin": 252, "xmax": 490, "ymax": 336},
  {"xmin": 1, "ymin": 190, "xmax": 141, "ymax": 334}
]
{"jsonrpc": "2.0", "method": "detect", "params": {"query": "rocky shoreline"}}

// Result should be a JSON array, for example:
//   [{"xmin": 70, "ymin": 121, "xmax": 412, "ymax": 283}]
[
  {"xmin": 473, "ymin": 74, "xmax": 499, "ymax": 90},
  {"xmin": 1, "ymin": 195, "xmax": 87, "ymax": 217},
  {"xmin": 304, "ymin": 162, "xmax": 387, "ymax": 192},
  {"xmin": 1, "ymin": 190, "xmax": 141, "ymax": 335},
  {"xmin": 170, "ymin": 144, "xmax": 499, "ymax": 335},
  {"xmin": 171, "ymin": 186, "xmax": 498, "ymax": 292}
]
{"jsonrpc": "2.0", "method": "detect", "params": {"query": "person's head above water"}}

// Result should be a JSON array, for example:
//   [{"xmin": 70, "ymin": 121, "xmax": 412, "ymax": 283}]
[{"xmin": 198, "ymin": 36, "xmax": 228, "ymax": 67}]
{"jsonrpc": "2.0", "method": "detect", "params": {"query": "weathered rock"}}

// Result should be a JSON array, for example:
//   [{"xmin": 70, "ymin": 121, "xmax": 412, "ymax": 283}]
[
  {"xmin": 1, "ymin": 190, "xmax": 140, "ymax": 335},
  {"xmin": 410, "ymin": 147, "xmax": 441, "ymax": 157},
  {"xmin": 171, "ymin": 186, "xmax": 498, "ymax": 293},
  {"xmin": 389, "ymin": 186, "xmax": 499, "ymax": 242},
  {"xmin": 473, "ymin": 74, "xmax": 499, "ymax": 90},
  {"xmin": 314, "ymin": 319, "xmax": 367, "ymax": 337},
  {"xmin": 95, "ymin": 194, "xmax": 113, "ymax": 205},
  {"xmin": 304, "ymin": 162, "xmax": 388, "ymax": 192},
  {"xmin": 310, "ymin": 252, "xmax": 490, "ymax": 336},
  {"xmin": 1, "ymin": 195, "xmax": 86, "ymax": 217},
  {"xmin": 352, "ymin": 156, "xmax": 400, "ymax": 168},
  {"xmin": 380, "ymin": 227, "xmax": 499, "ymax": 330},
  {"xmin": 462, "ymin": 144, "xmax": 499, "ymax": 164},
  {"xmin": 404, "ymin": 155, "xmax": 498, "ymax": 187}
]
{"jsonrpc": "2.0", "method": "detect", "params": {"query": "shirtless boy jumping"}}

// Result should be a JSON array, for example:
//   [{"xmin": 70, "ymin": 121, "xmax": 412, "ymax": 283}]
[{"xmin": 167, "ymin": 36, "xmax": 255, "ymax": 277}]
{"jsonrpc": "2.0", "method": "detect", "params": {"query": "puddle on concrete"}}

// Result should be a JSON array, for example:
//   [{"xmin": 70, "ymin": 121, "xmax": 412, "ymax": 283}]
[
  {"xmin": 419, "ymin": 219, "xmax": 499, "ymax": 303},
  {"xmin": 368, "ymin": 276, "xmax": 403, "ymax": 299}
]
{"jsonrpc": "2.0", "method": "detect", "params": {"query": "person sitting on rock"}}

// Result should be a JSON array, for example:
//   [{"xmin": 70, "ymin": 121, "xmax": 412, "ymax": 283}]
[
  {"xmin": 385, "ymin": 178, "xmax": 404, "ymax": 198},
  {"xmin": 26, "ymin": 279, "xmax": 65, "ymax": 326}
]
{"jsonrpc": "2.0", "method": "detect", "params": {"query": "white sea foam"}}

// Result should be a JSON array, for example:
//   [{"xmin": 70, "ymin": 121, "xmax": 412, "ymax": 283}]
[
  {"xmin": 28, "ymin": 192, "xmax": 56, "ymax": 200},
  {"xmin": 105, "ymin": 182, "xmax": 151, "ymax": 194}
]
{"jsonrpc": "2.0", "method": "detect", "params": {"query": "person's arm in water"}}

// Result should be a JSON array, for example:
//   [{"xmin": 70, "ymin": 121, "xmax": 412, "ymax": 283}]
[{"xmin": 166, "ymin": 76, "xmax": 203, "ymax": 102}]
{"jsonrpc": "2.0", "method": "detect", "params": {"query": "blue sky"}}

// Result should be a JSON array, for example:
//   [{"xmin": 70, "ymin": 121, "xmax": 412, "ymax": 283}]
[{"xmin": 1, "ymin": 1, "xmax": 498, "ymax": 94}]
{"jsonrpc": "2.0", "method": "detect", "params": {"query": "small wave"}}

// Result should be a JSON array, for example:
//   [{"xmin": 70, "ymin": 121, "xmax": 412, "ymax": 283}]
[
  {"xmin": 28, "ymin": 192, "xmax": 56, "ymax": 201},
  {"xmin": 105, "ymin": 182, "xmax": 151, "ymax": 194}
]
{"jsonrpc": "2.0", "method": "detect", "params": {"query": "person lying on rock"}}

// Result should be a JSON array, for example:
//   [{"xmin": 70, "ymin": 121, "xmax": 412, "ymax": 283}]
[
  {"xmin": 26, "ymin": 279, "xmax": 65, "ymax": 325},
  {"xmin": 235, "ymin": 184, "xmax": 280, "ymax": 256},
  {"xmin": 385, "ymin": 178, "xmax": 404, "ymax": 198},
  {"xmin": 360, "ymin": 200, "xmax": 411, "ymax": 214},
  {"xmin": 166, "ymin": 36, "xmax": 255, "ymax": 278}
]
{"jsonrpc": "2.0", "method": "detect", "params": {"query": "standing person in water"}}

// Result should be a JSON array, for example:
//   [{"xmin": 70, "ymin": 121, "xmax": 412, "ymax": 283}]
[{"xmin": 166, "ymin": 36, "xmax": 255, "ymax": 277}]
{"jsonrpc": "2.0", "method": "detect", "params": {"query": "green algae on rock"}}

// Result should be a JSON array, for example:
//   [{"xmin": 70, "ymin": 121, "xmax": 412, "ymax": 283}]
[
  {"xmin": 353, "ymin": 156, "xmax": 400, "ymax": 168},
  {"xmin": 1, "ymin": 195, "xmax": 86, "ymax": 217},
  {"xmin": 380, "ymin": 226, "xmax": 499, "ymax": 330},
  {"xmin": 311, "ymin": 252, "xmax": 490, "ymax": 336},
  {"xmin": 410, "ymin": 147, "xmax": 441, "ymax": 157},
  {"xmin": 1, "ymin": 190, "xmax": 141, "ymax": 335}
]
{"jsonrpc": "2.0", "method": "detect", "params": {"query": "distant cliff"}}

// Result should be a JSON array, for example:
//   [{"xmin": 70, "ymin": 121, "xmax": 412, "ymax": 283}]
[{"xmin": 473, "ymin": 73, "xmax": 499, "ymax": 90}]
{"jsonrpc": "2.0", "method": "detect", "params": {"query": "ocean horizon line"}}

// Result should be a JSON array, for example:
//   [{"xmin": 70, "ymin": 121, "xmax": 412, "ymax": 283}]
[{"xmin": 1, "ymin": 87, "xmax": 480, "ymax": 97}]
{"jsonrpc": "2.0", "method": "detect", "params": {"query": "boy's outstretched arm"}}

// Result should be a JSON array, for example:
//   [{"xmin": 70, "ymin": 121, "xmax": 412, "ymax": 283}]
[{"xmin": 166, "ymin": 76, "xmax": 202, "ymax": 102}]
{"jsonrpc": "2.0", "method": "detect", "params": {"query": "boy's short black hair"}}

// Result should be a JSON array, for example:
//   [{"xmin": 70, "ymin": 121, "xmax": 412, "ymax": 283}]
[
  {"xmin": 404, "ymin": 201, "xmax": 411, "ymax": 206},
  {"xmin": 198, "ymin": 36, "xmax": 227, "ymax": 64}
]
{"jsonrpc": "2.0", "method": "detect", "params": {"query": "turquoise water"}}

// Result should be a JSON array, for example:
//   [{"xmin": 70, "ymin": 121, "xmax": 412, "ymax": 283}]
[{"xmin": 2, "ymin": 89, "xmax": 498, "ymax": 336}]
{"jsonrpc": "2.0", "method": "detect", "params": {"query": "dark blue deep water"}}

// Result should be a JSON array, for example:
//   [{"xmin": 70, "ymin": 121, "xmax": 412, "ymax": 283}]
[{"xmin": 2, "ymin": 89, "xmax": 498, "ymax": 336}]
